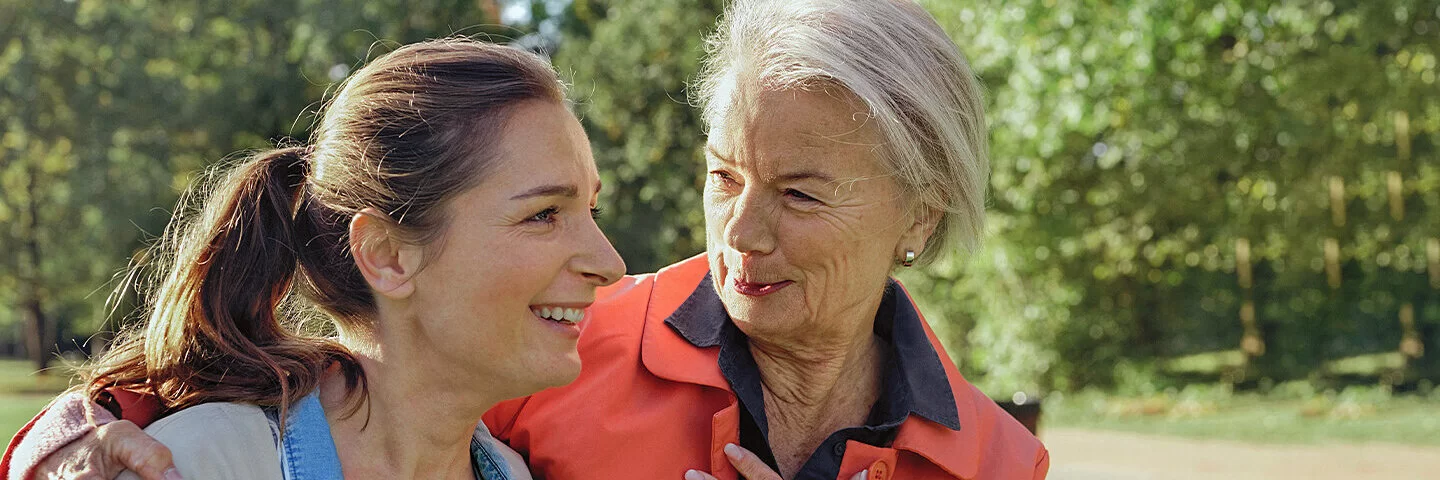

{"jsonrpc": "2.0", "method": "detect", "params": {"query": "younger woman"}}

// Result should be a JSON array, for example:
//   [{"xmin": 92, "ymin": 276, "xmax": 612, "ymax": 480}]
[{"xmin": 55, "ymin": 38, "xmax": 622, "ymax": 480}]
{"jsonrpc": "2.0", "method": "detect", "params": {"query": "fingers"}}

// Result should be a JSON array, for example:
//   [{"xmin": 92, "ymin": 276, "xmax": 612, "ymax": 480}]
[
  {"xmin": 684, "ymin": 470, "xmax": 719, "ymax": 480},
  {"xmin": 723, "ymin": 443, "xmax": 782, "ymax": 480},
  {"xmin": 94, "ymin": 420, "xmax": 181, "ymax": 480},
  {"xmin": 682, "ymin": 443, "xmax": 867, "ymax": 480}
]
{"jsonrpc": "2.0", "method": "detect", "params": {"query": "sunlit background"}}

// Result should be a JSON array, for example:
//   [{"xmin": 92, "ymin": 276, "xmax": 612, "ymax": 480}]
[{"xmin": 2, "ymin": 0, "xmax": 1438, "ymax": 477}]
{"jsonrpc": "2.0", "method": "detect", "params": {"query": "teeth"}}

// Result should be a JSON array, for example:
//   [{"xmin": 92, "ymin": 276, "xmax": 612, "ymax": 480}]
[{"xmin": 531, "ymin": 306, "xmax": 584, "ymax": 323}]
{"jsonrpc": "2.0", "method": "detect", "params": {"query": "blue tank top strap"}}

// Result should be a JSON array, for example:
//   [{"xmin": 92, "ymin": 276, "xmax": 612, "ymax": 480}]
[
  {"xmin": 276, "ymin": 390, "xmax": 344, "ymax": 480},
  {"xmin": 271, "ymin": 389, "xmax": 513, "ymax": 479},
  {"xmin": 470, "ymin": 422, "xmax": 514, "ymax": 480}
]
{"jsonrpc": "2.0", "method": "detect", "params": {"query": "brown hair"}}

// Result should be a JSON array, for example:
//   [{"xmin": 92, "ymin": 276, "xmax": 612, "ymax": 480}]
[{"xmin": 84, "ymin": 38, "xmax": 565, "ymax": 422}]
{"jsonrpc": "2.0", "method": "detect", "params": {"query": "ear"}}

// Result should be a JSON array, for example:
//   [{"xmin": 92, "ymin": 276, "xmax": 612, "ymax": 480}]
[
  {"xmin": 350, "ymin": 208, "xmax": 423, "ymax": 300},
  {"xmin": 896, "ymin": 206, "xmax": 941, "ymax": 261}
]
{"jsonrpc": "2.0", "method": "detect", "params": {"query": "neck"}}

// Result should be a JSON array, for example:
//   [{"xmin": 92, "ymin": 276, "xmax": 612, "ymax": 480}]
[
  {"xmin": 747, "ymin": 289, "xmax": 888, "ymax": 413},
  {"xmin": 750, "ymin": 329, "xmax": 885, "ymax": 418},
  {"xmin": 321, "ymin": 326, "xmax": 506, "ymax": 479},
  {"xmin": 748, "ymin": 318, "xmax": 886, "ymax": 480}
]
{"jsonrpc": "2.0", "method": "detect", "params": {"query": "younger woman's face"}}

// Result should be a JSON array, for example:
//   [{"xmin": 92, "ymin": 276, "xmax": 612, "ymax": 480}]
[{"xmin": 405, "ymin": 100, "xmax": 625, "ymax": 398}]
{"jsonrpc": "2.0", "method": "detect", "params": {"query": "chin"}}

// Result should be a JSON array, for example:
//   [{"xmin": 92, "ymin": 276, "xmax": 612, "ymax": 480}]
[
  {"xmin": 721, "ymin": 294, "xmax": 784, "ymax": 321},
  {"xmin": 537, "ymin": 354, "xmax": 583, "ymax": 389}
]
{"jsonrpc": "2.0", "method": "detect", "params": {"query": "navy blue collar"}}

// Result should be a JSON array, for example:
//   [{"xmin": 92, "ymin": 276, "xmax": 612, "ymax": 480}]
[{"xmin": 664, "ymin": 273, "xmax": 961, "ymax": 432}]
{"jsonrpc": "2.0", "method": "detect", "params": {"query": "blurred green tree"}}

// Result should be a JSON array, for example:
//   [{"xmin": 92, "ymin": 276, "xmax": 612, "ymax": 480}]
[
  {"xmin": 546, "ymin": 0, "xmax": 722, "ymax": 273},
  {"xmin": 0, "ymin": 0, "xmax": 506, "ymax": 370},
  {"xmin": 546, "ymin": 0, "xmax": 1440, "ymax": 392},
  {"xmin": 4, "ymin": 0, "xmax": 1436, "ymax": 393},
  {"xmin": 902, "ymin": 0, "xmax": 1440, "ymax": 392}
]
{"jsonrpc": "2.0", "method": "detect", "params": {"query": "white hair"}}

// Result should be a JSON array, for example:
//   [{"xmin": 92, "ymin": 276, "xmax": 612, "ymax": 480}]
[{"xmin": 695, "ymin": 0, "xmax": 989, "ymax": 263}]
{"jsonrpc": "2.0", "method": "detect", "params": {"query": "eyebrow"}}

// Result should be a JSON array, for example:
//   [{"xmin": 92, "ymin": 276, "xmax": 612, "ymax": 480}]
[
  {"xmin": 707, "ymin": 145, "xmax": 836, "ymax": 184},
  {"xmin": 510, "ymin": 184, "xmax": 578, "ymax": 200},
  {"xmin": 705, "ymin": 144, "xmax": 730, "ymax": 163},
  {"xmin": 776, "ymin": 171, "xmax": 837, "ymax": 183},
  {"xmin": 509, "ymin": 181, "xmax": 604, "ymax": 201}
]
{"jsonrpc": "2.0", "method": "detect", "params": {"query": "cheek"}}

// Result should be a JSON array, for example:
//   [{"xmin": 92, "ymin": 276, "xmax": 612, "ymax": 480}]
[
  {"xmin": 491, "ymin": 239, "xmax": 568, "ymax": 291},
  {"xmin": 784, "ymin": 215, "xmax": 894, "ymax": 283},
  {"xmin": 703, "ymin": 194, "xmax": 731, "ymax": 240},
  {"xmin": 781, "ymin": 216, "xmax": 859, "ymax": 262},
  {"xmin": 437, "ymin": 235, "xmax": 559, "ymax": 311}
]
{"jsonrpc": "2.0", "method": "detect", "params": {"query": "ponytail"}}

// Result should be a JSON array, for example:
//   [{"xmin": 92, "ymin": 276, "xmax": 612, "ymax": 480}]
[
  {"xmin": 86, "ymin": 38, "xmax": 563, "ymax": 423},
  {"xmin": 87, "ymin": 146, "xmax": 365, "ymax": 423}
]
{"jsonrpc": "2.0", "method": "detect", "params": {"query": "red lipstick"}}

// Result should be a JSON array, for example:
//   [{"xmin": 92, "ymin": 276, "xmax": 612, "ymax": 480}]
[{"xmin": 733, "ymin": 279, "xmax": 793, "ymax": 296}]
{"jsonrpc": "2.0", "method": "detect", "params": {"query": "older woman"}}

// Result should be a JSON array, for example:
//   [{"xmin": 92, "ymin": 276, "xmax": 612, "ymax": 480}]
[
  {"xmin": 483, "ymin": 1, "xmax": 1043, "ymax": 479},
  {"xmin": 6, "ymin": 1, "xmax": 1045, "ymax": 479}
]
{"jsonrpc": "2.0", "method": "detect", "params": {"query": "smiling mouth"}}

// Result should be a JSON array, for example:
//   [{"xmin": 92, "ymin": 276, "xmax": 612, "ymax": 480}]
[
  {"xmin": 732, "ymin": 279, "xmax": 793, "ymax": 297},
  {"xmin": 530, "ymin": 306, "xmax": 585, "ymax": 325}
]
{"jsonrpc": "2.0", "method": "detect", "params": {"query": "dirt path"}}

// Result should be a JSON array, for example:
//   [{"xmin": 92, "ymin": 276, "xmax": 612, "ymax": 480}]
[{"xmin": 1042, "ymin": 428, "xmax": 1439, "ymax": 480}]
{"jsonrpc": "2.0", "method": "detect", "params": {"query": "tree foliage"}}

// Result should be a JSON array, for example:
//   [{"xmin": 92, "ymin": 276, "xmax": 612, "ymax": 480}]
[
  {"xmin": 549, "ymin": 0, "xmax": 1440, "ymax": 392},
  {"xmin": 548, "ymin": 0, "xmax": 722, "ymax": 273},
  {"xmin": 0, "ymin": 0, "xmax": 506, "ymax": 368},
  {"xmin": 901, "ymin": 0, "xmax": 1440, "ymax": 392},
  {"xmin": 4, "ymin": 0, "xmax": 1437, "ymax": 393}
]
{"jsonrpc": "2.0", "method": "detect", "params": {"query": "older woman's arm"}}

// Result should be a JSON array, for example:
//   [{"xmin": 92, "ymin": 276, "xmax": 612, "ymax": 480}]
[{"xmin": 4, "ymin": 393, "xmax": 177, "ymax": 480}]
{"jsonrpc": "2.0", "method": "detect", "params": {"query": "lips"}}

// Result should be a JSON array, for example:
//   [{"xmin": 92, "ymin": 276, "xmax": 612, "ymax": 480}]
[{"xmin": 732, "ymin": 279, "xmax": 793, "ymax": 297}]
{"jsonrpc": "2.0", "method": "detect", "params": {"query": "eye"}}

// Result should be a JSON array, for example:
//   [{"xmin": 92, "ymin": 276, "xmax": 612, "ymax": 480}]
[
  {"xmin": 590, "ymin": 207, "xmax": 604, "ymax": 219},
  {"xmin": 784, "ymin": 188, "xmax": 819, "ymax": 202},
  {"xmin": 527, "ymin": 206, "xmax": 560, "ymax": 223},
  {"xmin": 709, "ymin": 170, "xmax": 739, "ymax": 187}
]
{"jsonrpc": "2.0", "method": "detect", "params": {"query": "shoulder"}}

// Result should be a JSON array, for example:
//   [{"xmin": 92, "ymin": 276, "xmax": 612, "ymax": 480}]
[
  {"xmin": 583, "ymin": 272, "xmax": 656, "ymax": 338},
  {"xmin": 582, "ymin": 253, "xmax": 708, "ymax": 344},
  {"xmin": 143, "ymin": 402, "xmax": 274, "ymax": 441},
  {"xmin": 594, "ymin": 254, "xmax": 708, "ymax": 311},
  {"xmin": 957, "ymin": 383, "xmax": 1047, "ymax": 455},
  {"xmin": 942, "ymin": 355, "xmax": 1048, "ymax": 477},
  {"xmin": 485, "ymin": 255, "xmax": 713, "ymax": 441},
  {"xmin": 125, "ymin": 403, "xmax": 281, "ymax": 480},
  {"xmin": 892, "ymin": 279, "xmax": 1048, "ymax": 477}
]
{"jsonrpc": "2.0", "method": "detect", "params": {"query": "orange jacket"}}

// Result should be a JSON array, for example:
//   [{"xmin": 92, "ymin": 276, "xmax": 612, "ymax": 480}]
[{"xmin": 483, "ymin": 255, "xmax": 1049, "ymax": 480}]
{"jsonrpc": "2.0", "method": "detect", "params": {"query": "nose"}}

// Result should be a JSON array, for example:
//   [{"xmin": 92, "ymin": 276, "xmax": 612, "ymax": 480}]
[
  {"xmin": 575, "ymin": 217, "xmax": 625, "ymax": 286},
  {"xmin": 722, "ymin": 189, "xmax": 777, "ymax": 256}
]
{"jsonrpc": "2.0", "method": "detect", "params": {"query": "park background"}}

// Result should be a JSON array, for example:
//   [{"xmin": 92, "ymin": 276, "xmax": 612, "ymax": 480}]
[{"xmin": 2, "ymin": 0, "xmax": 1439, "ymax": 477}]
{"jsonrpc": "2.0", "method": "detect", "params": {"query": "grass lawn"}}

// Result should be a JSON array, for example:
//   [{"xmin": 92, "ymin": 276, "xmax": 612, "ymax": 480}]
[
  {"xmin": 2, "ymin": 393, "xmax": 58, "ymax": 442},
  {"xmin": 1041, "ymin": 386, "xmax": 1440, "ymax": 446},
  {"xmin": 0, "ymin": 358, "xmax": 75, "ymax": 443}
]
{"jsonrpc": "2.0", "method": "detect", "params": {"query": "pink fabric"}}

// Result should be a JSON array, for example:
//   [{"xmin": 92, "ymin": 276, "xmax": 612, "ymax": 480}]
[{"xmin": 4, "ymin": 393, "xmax": 117, "ymax": 480}]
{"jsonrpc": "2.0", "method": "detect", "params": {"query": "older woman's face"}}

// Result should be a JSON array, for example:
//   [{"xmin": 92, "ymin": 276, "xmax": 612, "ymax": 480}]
[{"xmin": 704, "ymin": 87, "xmax": 931, "ymax": 340}]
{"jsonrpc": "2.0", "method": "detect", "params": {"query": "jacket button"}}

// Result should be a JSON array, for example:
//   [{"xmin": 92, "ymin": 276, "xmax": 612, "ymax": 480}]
[
  {"xmin": 868, "ymin": 460, "xmax": 890, "ymax": 480},
  {"xmin": 831, "ymin": 441, "xmax": 846, "ymax": 456}
]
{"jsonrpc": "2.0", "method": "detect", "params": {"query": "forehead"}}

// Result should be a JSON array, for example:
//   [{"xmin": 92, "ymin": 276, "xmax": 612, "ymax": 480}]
[
  {"xmin": 707, "ymin": 86, "xmax": 886, "ymax": 176},
  {"xmin": 490, "ymin": 100, "xmax": 597, "ymax": 181}
]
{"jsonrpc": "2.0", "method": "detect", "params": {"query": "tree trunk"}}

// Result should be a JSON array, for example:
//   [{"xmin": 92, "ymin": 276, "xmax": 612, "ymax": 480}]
[
  {"xmin": 23, "ymin": 295, "xmax": 50, "ymax": 371},
  {"xmin": 21, "ymin": 162, "xmax": 52, "ymax": 371}
]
